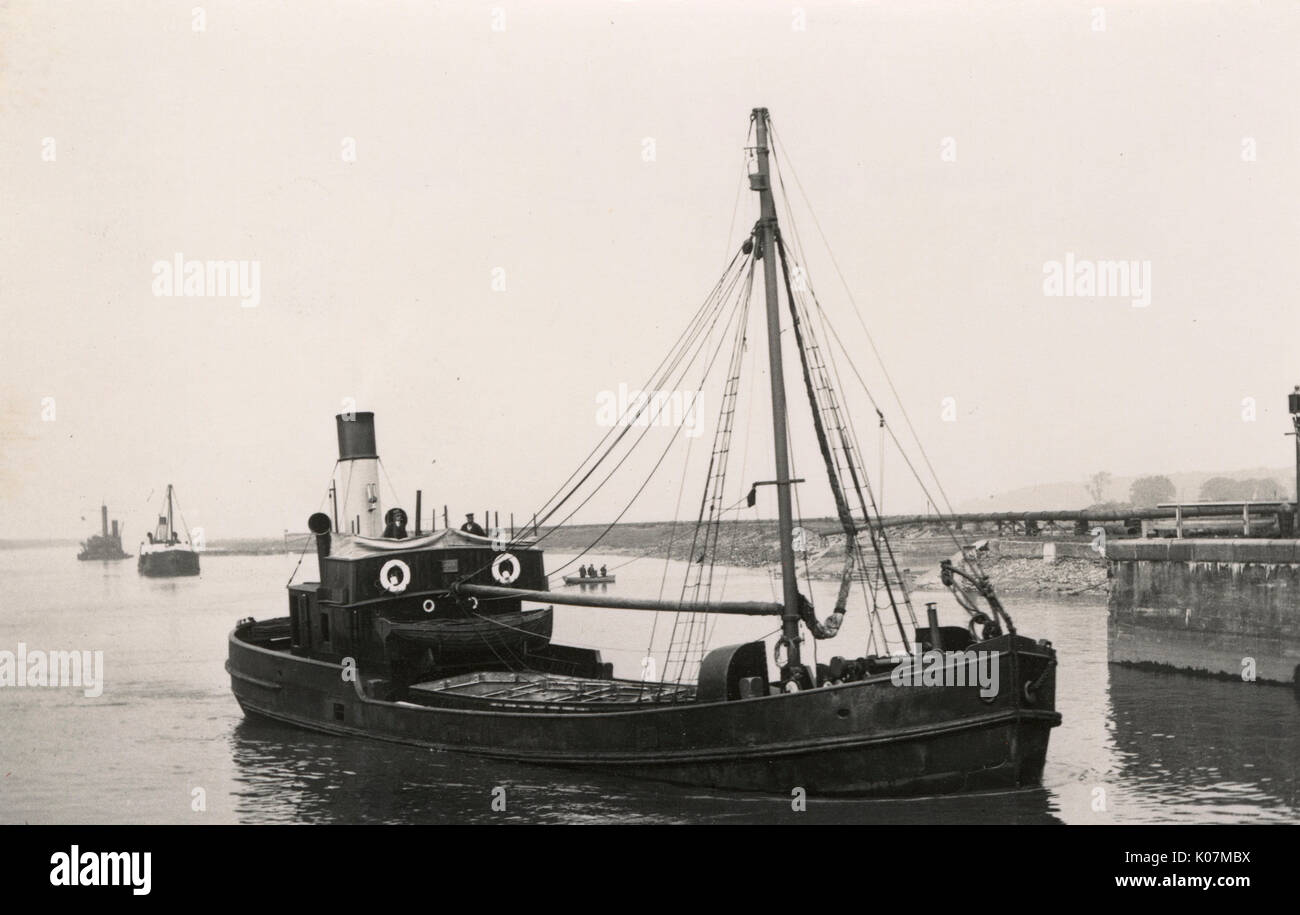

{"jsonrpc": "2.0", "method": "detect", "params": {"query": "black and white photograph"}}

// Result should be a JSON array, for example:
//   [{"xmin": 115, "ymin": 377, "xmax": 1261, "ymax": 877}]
[{"xmin": 0, "ymin": 0, "xmax": 1293, "ymax": 890}]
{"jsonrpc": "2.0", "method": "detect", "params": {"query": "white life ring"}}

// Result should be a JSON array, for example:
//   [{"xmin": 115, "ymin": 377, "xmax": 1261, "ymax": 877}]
[
  {"xmin": 380, "ymin": 558, "xmax": 411, "ymax": 594},
  {"xmin": 491, "ymin": 552, "xmax": 520, "ymax": 585}
]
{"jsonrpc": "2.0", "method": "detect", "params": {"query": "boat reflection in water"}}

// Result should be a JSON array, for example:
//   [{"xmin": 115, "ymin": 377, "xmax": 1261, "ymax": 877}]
[
  {"xmin": 226, "ymin": 715, "xmax": 1063, "ymax": 824},
  {"xmin": 225, "ymin": 661, "xmax": 1297, "ymax": 822},
  {"xmin": 1105, "ymin": 666, "xmax": 1300, "ymax": 820}
]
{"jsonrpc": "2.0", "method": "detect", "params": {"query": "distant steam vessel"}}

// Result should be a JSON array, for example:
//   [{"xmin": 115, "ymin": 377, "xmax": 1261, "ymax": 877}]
[
  {"xmin": 77, "ymin": 504, "xmax": 130, "ymax": 561},
  {"xmin": 138, "ymin": 485, "xmax": 200, "ymax": 577}
]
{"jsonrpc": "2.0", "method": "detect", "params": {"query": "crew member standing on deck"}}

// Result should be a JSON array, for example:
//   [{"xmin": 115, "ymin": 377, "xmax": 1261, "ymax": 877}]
[
  {"xmin": 382, "ymin": 508, "xmax": 408, "ymax": 539},
  {"xmin": 460, "ymin": 513, "xmax": 487, "ymax": 537}
]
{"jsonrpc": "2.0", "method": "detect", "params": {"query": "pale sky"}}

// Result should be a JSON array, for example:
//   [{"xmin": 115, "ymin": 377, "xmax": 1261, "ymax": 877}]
[{"xmin": 2, "ymin": 0, "xmax": 1297, "ymax": 540}]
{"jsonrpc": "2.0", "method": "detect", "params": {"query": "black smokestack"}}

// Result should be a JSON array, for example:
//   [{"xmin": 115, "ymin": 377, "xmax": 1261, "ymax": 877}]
[
  {"xmin": 111, "ymin": 520, "xmax": 118, "ymax": 540},
  {"xmin": 101, "ymin": 505, "xmax": 108, "ymax": 538},
  {"xmin": 336, "ymin": 412, "xmax": 377, "ymax": 461}
]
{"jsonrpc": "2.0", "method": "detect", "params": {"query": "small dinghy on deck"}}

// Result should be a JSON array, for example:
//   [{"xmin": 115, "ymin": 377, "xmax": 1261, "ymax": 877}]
[{"xmin": 374, "ymin": 607, "xmax": 553, "ymax": 664}]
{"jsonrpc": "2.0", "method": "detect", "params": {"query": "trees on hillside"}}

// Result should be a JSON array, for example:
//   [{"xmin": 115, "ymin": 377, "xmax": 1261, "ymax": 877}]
[
  {"xmin": 1129, "ymin": 475, "xmax": 1176, "ymax": 508},
  {"xmin": 1199, "ymin": 476, "xmax": 1241, "ymax": 500},
  {"xmin": 1198, "ymin": 476, "xmax": 1286, "ymax": 501},
  {"xmin": 1085, "ymin": 471, "xmax": 1112, "ymax": 504},
  {"xmin": 1254, "ymin": 478, "xmax": 1285, "ymax": 499}
]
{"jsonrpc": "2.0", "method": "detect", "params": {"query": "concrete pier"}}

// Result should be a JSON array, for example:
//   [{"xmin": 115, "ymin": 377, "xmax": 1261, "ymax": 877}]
[{"xmin": 1107, "ymin": 539, "xmax": 1300, "ymax": 685}]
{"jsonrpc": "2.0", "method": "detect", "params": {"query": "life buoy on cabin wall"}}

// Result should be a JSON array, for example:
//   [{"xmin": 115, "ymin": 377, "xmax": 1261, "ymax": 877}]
[
  {"xmin": 380, "ymin": 558, "xmax": 411, "ymax": 594},
  {"xmin": 491, "ymin": 552, "xmax": 520, "ymax": 585}
]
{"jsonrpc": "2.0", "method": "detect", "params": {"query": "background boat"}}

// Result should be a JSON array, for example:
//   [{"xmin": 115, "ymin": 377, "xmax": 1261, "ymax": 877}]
[
  {"xmin": 138, "ymin": 484, "xmax": 200, "ymax": 577},
  {"xmin": 77, "ymin": 504, "xmax": 130, "ymax": 560}
]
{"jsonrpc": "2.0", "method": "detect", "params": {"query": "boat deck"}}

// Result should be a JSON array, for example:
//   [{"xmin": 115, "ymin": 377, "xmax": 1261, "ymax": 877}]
[{"xmin": 408, "ymin": 670, "xmax": 696, "ymax": 706}]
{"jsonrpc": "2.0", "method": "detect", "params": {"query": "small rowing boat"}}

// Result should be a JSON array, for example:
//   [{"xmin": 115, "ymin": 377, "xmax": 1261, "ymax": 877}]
[{"xmin": 562, "ymin": 574, "xmax": 615, "ymax": 585}]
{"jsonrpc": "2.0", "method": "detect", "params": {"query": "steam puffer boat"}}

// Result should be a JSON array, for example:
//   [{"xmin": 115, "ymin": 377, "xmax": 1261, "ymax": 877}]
[
  {"xmin": 138, "ymin": 485, "xmax": 200, "ymax": 577},
  {"xmin": 227, "ymin": 109, "xmax": 1059, "ymax": 797},
  {"xmin": 77, "ymin": 504, "xmax": 130, "ymax": 560}
]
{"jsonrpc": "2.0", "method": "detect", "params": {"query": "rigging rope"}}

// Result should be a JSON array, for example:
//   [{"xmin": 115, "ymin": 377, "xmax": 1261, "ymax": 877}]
[
  {"xmin": 768, "ymin": 119, "xmax": 986, "ymax": 580},
  {"xmin": 532, "ymin": 265, "xmax": 752, "ymax": 576},
  {"xmin": 453, "ymin": 248, "xmax": 758, "ymax": 596},
  {"xmin": 525, "ymin": 248, "xmax": 751, "ymax": 531},
  {"xmin": 286, "ymin": 460, "xmax": 341, "ymax": 586},
  {"xmin": 781, "ymin": 234, "xmax": 920, "ymax": 635},
  {"xmin": 661, "ymin": 258, "xmax": 755, "ymax": 690}
]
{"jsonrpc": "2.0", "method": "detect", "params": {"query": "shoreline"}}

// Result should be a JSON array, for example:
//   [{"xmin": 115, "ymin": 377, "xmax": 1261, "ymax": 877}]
[
  {"xmin": 543, "ymin": 523, "xmax": 1110, "ymax": 599},
  {"xmin": 34, "ymin": 524, "xmax": 1113, "ymax": 598}
]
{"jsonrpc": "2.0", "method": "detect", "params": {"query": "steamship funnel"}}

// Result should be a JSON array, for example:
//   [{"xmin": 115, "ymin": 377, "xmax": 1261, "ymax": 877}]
[
  {"xmin": 336, "ymin": 412, "xmax": 378, "ymax": 460},
  {"xmin": 334, "ymin": 412, "xmax": 383, "ymax": 537}
]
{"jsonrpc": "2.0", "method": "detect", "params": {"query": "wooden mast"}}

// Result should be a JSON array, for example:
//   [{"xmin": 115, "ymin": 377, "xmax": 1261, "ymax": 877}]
[{"xmin": 751, "ymin": 108, "xmax": 803, "ymax": 670}]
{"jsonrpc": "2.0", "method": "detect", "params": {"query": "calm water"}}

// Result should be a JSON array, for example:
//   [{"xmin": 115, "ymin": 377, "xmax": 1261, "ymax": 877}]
[{"xmin": 0, "ymin": 545, "xmax": 1296, "ymax": 824}]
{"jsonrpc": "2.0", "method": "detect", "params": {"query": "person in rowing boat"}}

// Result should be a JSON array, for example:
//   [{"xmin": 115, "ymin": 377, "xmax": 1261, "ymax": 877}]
[
  {"xmin": 382, "ymin": 507, "xmax": 408, "ymax": 539},
  {"xmin": 460, "ymin": 513, "xmax": 486, "ymax": 537},
  {"xmin": 578, "ymin": 565, "xmax": 587, "ymax": 578},
  {"xmin": 600, "ymin": 565, "xmax": 607, "ymax": 578}
]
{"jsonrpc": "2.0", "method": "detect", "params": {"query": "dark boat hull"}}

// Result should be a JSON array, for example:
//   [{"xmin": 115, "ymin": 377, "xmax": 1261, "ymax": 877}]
[
  {"xmin": 228, "ymin": 621, "xmax": 1059, "ymax": 797},
  {"xmin": 138, "ymin": 549, "xmax": 201, "ymax": 577}
]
